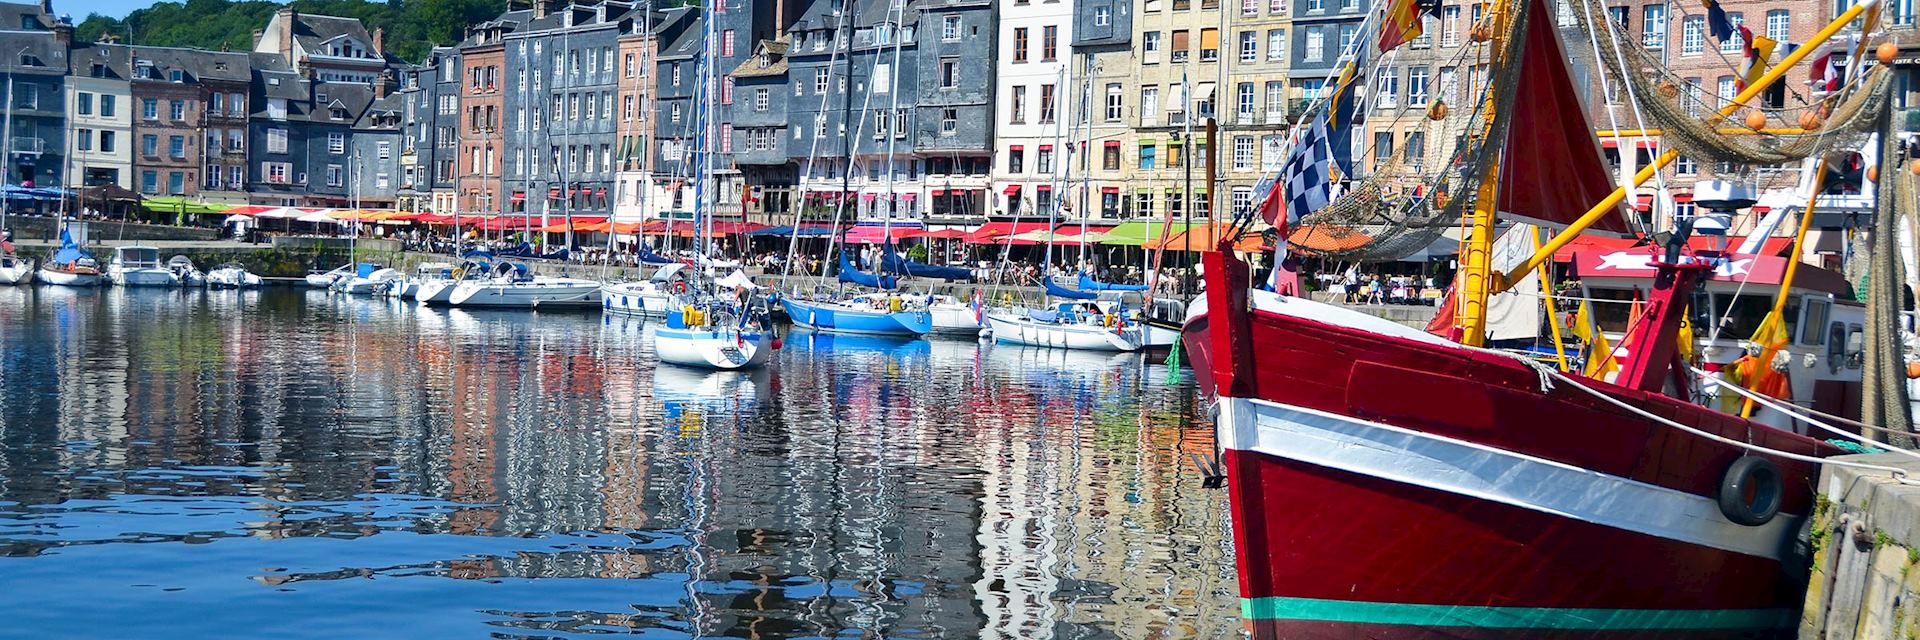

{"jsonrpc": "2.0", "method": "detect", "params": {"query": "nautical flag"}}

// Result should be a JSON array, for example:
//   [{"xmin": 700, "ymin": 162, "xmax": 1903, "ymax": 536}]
[
  {"xmin": 1572, "ymin": 300, "xmax": 1619, "ymax": 379},
  {"xmin": 1809, "ymin": 46, "xmax": 1843, "ymax": 96},
  {"xmin": 1736, "ymin": 26, "xmax": 1778, "ymax": 92},
  {"xmin": 1703, "ymin": 0, "xmax": 1736, "ymax": 41},
  {"xmin": 972, "ymin": 286, "xmax": 985, "ymax": 324},
  {"xmin": 1378, "ymin": 0, "xmax": 1425, "ymax": 52},
  {"xmin": 1278, "ymin": 112, "xmax": 1338, "ymax": 232}
]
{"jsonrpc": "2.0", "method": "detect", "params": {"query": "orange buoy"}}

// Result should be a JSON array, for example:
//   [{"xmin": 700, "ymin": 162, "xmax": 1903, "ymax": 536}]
[
  {"xmin": 1471, "ymin": 23, "xmax": 1491, "ymax": 42},
  {"xmin": 1428, "ymin": 100, "xmax": 1449, "ymax": 120},
  {"xmin": 1744, "ymin": 110, "xmax": 1767, "ymax": 130},
  {"xmin": 1879, "ymin": 42, "xmax": 1899, "ymax": 65},
  {"xmin": 1911, "ymin": 159, "xmax": 1920, "ymax": 176},
  {"xmin": 1907, "ymin": 360, "xmax": 1920, "ymax": 379},
  {"xmin": 1657, "ymin": 80, "xmax": 1680, "ymax": 99},
  {"xmin": 1797, "ymin": 110, "xmax": 1823, "ymax": 131},
  {"xmin": 1868, "ymin": 166, "xmax": 1879, "ymax": 183}
]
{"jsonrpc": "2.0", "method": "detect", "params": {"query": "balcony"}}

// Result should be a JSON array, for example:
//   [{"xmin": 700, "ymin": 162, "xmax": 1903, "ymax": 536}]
[{"xmin": 11, "ymin": 137, "xmax": 43, "ymax": 155}]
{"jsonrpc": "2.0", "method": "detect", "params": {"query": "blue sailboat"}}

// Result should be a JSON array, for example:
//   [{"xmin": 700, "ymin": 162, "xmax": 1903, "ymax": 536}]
[
  {"xmin": 881, "ymin": 242, "xmax": 972, "ymax": 282},
  {"xmin": 780, "ymin": 254, "xmax": 932, "ymax": 336}
]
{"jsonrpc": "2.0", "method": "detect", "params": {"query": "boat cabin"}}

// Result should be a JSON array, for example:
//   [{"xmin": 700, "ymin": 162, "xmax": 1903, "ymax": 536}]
[{"xmin": 113, "ymin": 246, "xmax": 162, "ymax": 269}]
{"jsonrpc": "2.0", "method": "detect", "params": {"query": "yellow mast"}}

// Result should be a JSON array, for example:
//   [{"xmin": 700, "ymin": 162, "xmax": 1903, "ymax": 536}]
[
  {"xmin": 1490, "ymin": 0, "xmax": 1881, "ymax": 294},
  {"xmin": 1452, "ymin": 0, "xmax": 1516, "ymax": 346}
]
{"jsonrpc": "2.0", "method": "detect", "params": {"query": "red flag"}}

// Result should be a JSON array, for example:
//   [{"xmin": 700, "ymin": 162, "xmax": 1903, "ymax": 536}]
[{"xmin": 1378, "ymin": 0, "xmax": 1425, "ymax": 52}]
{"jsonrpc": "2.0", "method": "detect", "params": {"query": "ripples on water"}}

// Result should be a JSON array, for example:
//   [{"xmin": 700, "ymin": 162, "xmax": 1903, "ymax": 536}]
[{"xmin": 0, "ymin": 286, "xmax": 1238, "ymax": 639}]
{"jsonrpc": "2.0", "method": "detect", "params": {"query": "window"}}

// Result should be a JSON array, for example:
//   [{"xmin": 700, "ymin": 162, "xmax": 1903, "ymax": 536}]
[
  {"xmin": 1011, "ymin": 85, "xmax": 1026, "ymax": 122},
  {"xmin": 100, "ymin": 94, "xmax": 115, "ymax": 117},
  {"xmin": 1240, "ymin": 31, "xmax": 1259, "ymax": 62},
  {"xmin": 1037, "ymin": 146, "xmax": 1054, "ymax": 173},
  {"xmin": 1439, "ymin": 67, "xmax": 1458, "ymax": 104},
  {"xmin": 940, "ymin": 108, "xmax": 958, "ymax": 135},
  {"xmin": 1236, "ymin": 83, "xmax": 1256, "ymax": 122},
  {"xmin": 1095, "ymin": 6, "xmax": 1111, "ymax": 24},
  {"xmin": 1675, "ymin": 154, "xmax": 1697, "ymax": 175},
  {"xmin": 141, "ymin": 170, "xmax": 158, "ymax": 193},
  {"xmin": 328, "ymin": 132, "xmax": 346, "ymax": 155},
  {"xmin": 1267, "ymin": 29, "xmax": 1284, "ymax": 61},
  {"xmin": 76, "ymin": 92, "xmax": 91, "ymax": 116},
  {"xmin": 815, "ymin": 68, "xmax": 829, "ymax": 94},
  {"xmin": 1339, "ymin": 24, "xmax": 1358, "ymax": 56},
  {"xmin": 1172, "ymin": 30, "xmax": 1191, "ymax": 62},
  {"xmin": 1373, "ymin": 132, "xmax": 1395, "ymax": 164},
  {"xmin": 140, "ymin": 134, "xmax": 157, "ymax": 157},
  {"xmin": 377, "ymin": 141, "xmax": 391, "ymax": 160},
  {"xmin": 1643, "ymin": 5, "xmax": 1666, "ymax": 47},
  {"xmin": 1308, "ymin": 0, "xmax": 1323, "ymax": 10},
  {"xmin": 1683, "ymin": 78, "xmax": 1703, "ymax": 117},
  {"xmin": 1144, "ymin": 31, "xmax": 1162, "ymax": 63},
  {"xmin": 1376, "ymin": 67, "xmax": 1398, "ymax": 108},
  {"xmin": 1233, "ymin": 136, "xmax": 1254, "ymax": 171},
  {"xmin": 1040, "ymin": 84, "xmax": 1056, "ymax": 123},
  {"xmin": 75, "ymin": 128, "xmax": 91, "ymax": 151},
  {"xmin": 1200, "ymin": 28, "xmax": 1219, "ymax": 61},
  {"xmin": 100, "ymin": 130, "xmax": 115, "ymax": 153},
  {"xmin": 169, "ymin": 100, "xmax": 184, "ymax": 121},
  {"xmin": 721, "ymin": 29, "xmax": 736, "ymax": 57},
  {"xmin": 1305, "ymin": 27, "xmax": 1325, "ymax": 62},
  {"xmin": 1408, "ymin": 66, "xmax": 1429, "ymax": 105},
  {"xmin": 141, "ymin": 98, "xmax": 158, "ymax": 119},
  {"xmin": 720, "ymin": 77, "xmax": 734, "ymax": 105},
  {"xmin": 1717, "ymin": 76, "xmax": 1736, "ymax": 107},
  {"xmin": 753, "ymin": 88, "xmax": 769, "ymax": 112},
  {"xmin": 942, "ymin": 15, "xmax": 962, "ymax": 41},
  {"xmin": 167, "ymin": 172, "xmax": 184, "ymax": 194},
  {"xmin": 1681, "ymin": 16, "xmax": 1704, "ymax": 54},
  {"xmin": 1042, "ymin": 25, "xmax": 1058, "ymax": 60},
  {"xmin": 326, "ymin": 164, "xmax": 343, "ymax": 187},
  {"xmin": 1607, "ymin": 6, "xmax": 1629, "ymax": 29},
  {"xmin": 940, "ymin": 57, "xmax": 959, "ymax": 89},
  {"xmin": 624, "ymin": 53, "xmax": 636, "ymax": 78},
  {"xmin": 1443, "ymin": 5, "xmax": 1461, "ymax": 46},
  {"xmin": 1766, "ymin": 10, "xmax": 1789, "ymax": 41},
  {"xmin": 1721, "ymin": 13, "xmax": 1744, "ymax": 54},
  {"xmin": 1104, "ymin": 142, "xmax": 1121, "ymax": 170},
  {"xmin": 1105, "ymin": 84, "xmax": 1123, "ymax": 121},
  {"xmin": 1013, "ymin": 27, "xmax": 1028, "ymax": 62},
  {"xmin": 1405, "ymin": 131, "xmax": 1426, "ymax": 165},
  {"xmin": 267, "ymin": 128, "xmax": 287, "ymax": 154},
  {"xmin": 1009, "ymin": 147, "xmax": 1025, "ymax": 173}
]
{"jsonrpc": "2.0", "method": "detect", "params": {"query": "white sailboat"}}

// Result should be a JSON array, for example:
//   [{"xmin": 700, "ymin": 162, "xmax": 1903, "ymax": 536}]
[
  {"xmin": 603, "ymin": 262, "xmax": 689, "ymax": 316},
  {"xmin": 446, "ymin": 261, "xmax": 601, "ymax": 308},
  {"xmin": 0, "ymin": 240, "xmax": 32, "ymax": 285},
  {"xmin": 205, "ymin": 263, "xmax": 262, "ymax": 288}
]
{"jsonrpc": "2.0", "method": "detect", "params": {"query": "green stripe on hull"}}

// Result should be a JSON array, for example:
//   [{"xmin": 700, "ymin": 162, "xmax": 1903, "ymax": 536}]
[{"xmin": 1241, "ymin": 597, "xmax": 1794, "ymax": 631}]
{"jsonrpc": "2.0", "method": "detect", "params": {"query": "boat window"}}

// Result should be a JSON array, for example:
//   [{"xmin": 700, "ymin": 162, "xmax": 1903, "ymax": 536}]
[
  {"xmin": 1707, "ymin": 293, "xmax": 1789, "ymax": 342},
  {"xmin": 1826, "ymin": 321, "xmax": 1847, "ymax": 374},
  {"xmin": 1846, "ymin": 324, "xmax": 1864, "ymax": 369},
  {"xmin": 1799, "ymin": 298, "xmax": 1830, "ymax": 346},
  {"xmin": 1584, "ymin": 287, "xmax": 1639, "ymax": 333}
]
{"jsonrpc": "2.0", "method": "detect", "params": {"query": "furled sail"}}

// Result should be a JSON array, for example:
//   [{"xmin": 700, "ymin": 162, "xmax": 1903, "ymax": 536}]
[
  {"xmin": 636, "ymin": 243, "xmax": 677, "ymax": 265},
  {"xmin": 1043, "ymin": 276, "xmax": 1100, "ymax": 301},
  {"xmin": 838, "ymin": 252, "xmax": 897, "ymax": 289},
  {"xmin": 1077, "ymin": 272, "xmax": 1148, "ymax": 292},
  {"xmin": 882, "ymin": 242, "xmax": 972, "ymax": 281}
]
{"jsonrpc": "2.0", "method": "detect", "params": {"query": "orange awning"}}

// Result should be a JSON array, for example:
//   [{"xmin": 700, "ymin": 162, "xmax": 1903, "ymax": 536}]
[{"xmin": 1146, "ymin": 221, "xmax": 1269, "ymax": 252}]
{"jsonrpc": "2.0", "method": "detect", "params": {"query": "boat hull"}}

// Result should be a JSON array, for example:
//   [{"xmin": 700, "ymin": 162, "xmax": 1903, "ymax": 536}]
[
  {"xmin": 305, "ymin": 274, "xmax": 339, "ymax": 288},
  {"xmin": 1198, "ymin": 261, "xmax": 1824, "ymax": 640},
  {"xmin": 928, "ymin": 303, "xmax": 984, "ymax": 338},
  {"xmin": 206, "ymin": 270, "xmax": 261, "ymax": 289},
  {"xmin": 0, "ymin": 258, "xmax": 34, "ymax": 285},
  {"xmin": 448, "ymin": 280, "xmax": 603, "ymax": 308},
  {"xmin": 780, "ymin": 298, "xmax": 931, "ymax": 337},
  {"xmin": 413, "ymin": 280, "xmax": 457, "ymax": 304},
  {"xmin": 602, "ymin": 283, "xmax": 672, "ymax": 316},
  {"xmin": 38, "ymin": 268, "xmax": 101, "ymax": 287},
  {"xmin": 653, "ymin": 327, "xmax": 771, "ymax": 370},
  {"xmin": 984, "ymin": 313, "xmax": 1141, "ymax": 351},
  {"xmin": 110, "ymin": 268, "xmax": 177, "ymax": 287}
]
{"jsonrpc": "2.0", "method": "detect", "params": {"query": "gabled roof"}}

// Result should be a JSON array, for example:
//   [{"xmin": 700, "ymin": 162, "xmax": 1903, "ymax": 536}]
[
  {"xmin": 356, "ymin": 92, "xmax": 404, "ymax": 130},
  {"xmin": 68, "ymin": 42, "xmax": 131, "ymax": 80},
  {"xmin": 130, "ymin": 45, "xmax": 252, "ymax": 83},
  {"xmin": 729, "ymin": 38, "xmax": 789, "ymax": 78}
]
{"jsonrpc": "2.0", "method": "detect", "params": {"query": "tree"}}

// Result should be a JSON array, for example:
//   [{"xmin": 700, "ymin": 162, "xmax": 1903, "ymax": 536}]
[{"xmin": 73, "ymin": 0, "xmax": 508, "ymax": 63}]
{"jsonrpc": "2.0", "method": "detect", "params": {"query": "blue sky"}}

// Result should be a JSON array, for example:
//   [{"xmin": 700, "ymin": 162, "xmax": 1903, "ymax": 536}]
[{"xmin": 71, "ymin": 0, "xmax": 162, "ymax": 19}]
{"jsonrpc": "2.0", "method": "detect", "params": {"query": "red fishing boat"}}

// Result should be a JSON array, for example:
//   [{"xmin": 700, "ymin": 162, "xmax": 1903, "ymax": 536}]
[{"xmin": 1184, "ymin": 0, "xmax": 1881, "ymax": 635}]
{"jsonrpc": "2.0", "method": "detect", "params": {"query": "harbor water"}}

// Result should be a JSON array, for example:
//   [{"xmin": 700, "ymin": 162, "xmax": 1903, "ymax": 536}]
[{"xmin": 0, "ymin": 286, "xmax": 1238, "ymax": 638}]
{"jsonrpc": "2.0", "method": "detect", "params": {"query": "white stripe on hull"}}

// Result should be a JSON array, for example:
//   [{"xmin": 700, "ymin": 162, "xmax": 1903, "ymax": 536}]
[{"xmin": 1215, "ymin": 396, "xmax": 1798, "ymax": 561}]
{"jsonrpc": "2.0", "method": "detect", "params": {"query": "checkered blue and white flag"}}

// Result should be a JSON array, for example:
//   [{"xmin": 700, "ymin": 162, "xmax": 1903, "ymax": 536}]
[{"xmin": 1268, "ymin": 112, "xmax": 1336, "ymax": 231}]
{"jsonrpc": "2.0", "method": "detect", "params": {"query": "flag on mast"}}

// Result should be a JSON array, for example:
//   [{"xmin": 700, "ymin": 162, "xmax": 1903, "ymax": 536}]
[
  {"xmin": 1378, "ymin": 0, "xmax": 1426, "ymax": 52},
  {"xmin": 1702, "ymin": 0, "xmax": 1736, "ymax": 41},
  {"xmin": 1272, "ymin": 112, "xmax": 1336, "ymax": 237},
  {"xmin": 1735, "ymin": 25, "xmax": 1778, "ymax": 92}
]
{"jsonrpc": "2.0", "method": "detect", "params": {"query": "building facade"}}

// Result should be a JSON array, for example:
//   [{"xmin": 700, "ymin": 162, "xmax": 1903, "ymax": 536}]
[{"xmin": 66, "ymin": 40, "xmax": 132, "ymax": 190}]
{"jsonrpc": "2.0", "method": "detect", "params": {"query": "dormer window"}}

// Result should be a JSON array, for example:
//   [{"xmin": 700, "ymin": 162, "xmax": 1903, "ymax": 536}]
[
  {"xmin": 331, "ymin": 107, "xmax": 348, "ymax": 120},
  {"xmin": 19, "ymin": 16, "xmax": 34, "ymax": 30},
  {"xmin": 89, "ymin": 63, "xmax": 105, "ymax": 78},
  {"xmin": 317, "ymin": 92, "xmax": 328, "ymax": 103},
  {"xmin": 168, "ymin": 70, "xmax": 184, "ymax": 82}
]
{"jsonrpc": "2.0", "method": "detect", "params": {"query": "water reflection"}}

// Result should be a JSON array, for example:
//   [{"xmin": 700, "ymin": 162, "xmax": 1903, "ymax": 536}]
[{"xmin": 0, "ymin": 287, "xmax": 1237, "ymax": 638}]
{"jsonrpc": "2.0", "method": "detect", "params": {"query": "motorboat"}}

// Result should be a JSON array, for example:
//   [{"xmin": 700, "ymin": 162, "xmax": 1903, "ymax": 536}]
[
  {"xmin": 304, "ymin": 264, "xmax": 353, "ymax": 288},
  {"xmin": 331, "ymin": 263, "xmax": 400, "ymax": 295},
  {"xmin": 603, "ymin": 263, "xmax": 689, "ymax": 317},
  {"xmin": 38, "ymin": 241, "xmax": 103, "ymax": 287},
  {"xmin": 205, "ymin": 263, "xmax": 262, "ymax": 289},
  {"xmin": 926, "ymin": 292, "xmax": 985, "ymax": 338},
  {"xmin": 653, "ymin": 290, "xmax": 774, "ymax": 370},
  {"xmin": 414, "ymin": 255, "xmax": 492, "ymax": 304},
  {"xmin": 166, "ymin": 255, "xmax": 205, "ymax": 287},
  {"xmin": 383, "ymin": 262, "xmax": 456, "ymax": 299},
  {"xmin": 983, "ymin": 299, "xmax": 1144, "ymax": 352},
  {"xmin": 107, "ymin": 245, "xmax": 175, "ymax": 287},
  {"xmin": 447, "ymin": 262, "xmax": 602, "ymax": 308},
  {"xmin": 0, "ymin": 240, "xmax": 32, "ymax": 285}
]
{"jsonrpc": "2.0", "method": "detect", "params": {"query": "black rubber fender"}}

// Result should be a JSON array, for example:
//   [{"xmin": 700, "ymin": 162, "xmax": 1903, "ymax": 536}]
[{"xmin": 1718, "ymin": 456, "xmax": 1784, "ymax": 527}]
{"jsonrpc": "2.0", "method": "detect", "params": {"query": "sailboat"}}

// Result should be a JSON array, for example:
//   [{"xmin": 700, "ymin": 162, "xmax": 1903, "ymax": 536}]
[
  {"xmin": 650, "ymin": 7, "xmax": 773, "ymax": 371},
  {"xmin": 1186, "ymin": 0, "xmax": 1890, "ymax": 636},
  {"xmin": 0, "ymin": 238, "xmax": 32, "ymax": 284},
  {"xmin": 37, "ymin": 231, "xmax": 102, "ymax": 287}
]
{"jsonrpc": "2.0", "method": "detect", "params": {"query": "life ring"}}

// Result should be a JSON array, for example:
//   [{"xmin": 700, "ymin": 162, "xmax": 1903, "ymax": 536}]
[
  {"xmin": 672, "ymin": 280, "xmax": 689, "ymax": 295},
  {"xmin": 1717, "ymin": 456, "xmax": 1783, "ymax": 526}
]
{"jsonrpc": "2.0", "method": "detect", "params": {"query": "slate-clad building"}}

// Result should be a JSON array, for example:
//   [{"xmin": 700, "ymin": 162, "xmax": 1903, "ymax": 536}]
[
  {"xmin": 0, "ymin": 2, "xmax": 69, "ymax": 189},
  {"xmin": 502, "ymin": 1, "xmax": 630, "ymax": 230}
]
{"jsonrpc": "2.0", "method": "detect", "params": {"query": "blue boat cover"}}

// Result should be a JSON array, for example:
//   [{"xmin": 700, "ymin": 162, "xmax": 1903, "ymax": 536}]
[
  {"xmin": 838, "ymin": 253, "xmax": 897, "ymax": 289},
  {"xmin": 1043, "ymin": 276, "xmax": 1100, "ymax": 300},
  {"xmin": 635, "ymin": 243, "xmax": 677, "ymax": 264},
  {"xmin": 881, "ymin": 242, "xmax": 972, "ymax": 281},
  {"xmin": 356, "ymin": 263, "xmax": 378, "ymax": 278},
  {"xmin": 49, "ymin": 230, "xmax": 91, "ymax": 266},
  {"xmin": 1078, "ymin": 272, "xmax": 1148, "ymax": 292}
]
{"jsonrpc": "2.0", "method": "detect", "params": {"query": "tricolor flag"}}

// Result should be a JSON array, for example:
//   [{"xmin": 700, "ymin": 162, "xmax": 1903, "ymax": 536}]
[
  {"xmin": 1378, "ymin": 0, "xmax": 1425, "ymax": 52},
  {"xmin": 1735, "ymin": 25, "xmax": 1777, "ymax": 92},
  {"xmin": 1808, "ymin": 46, "xmax": 1843, "ymax": 96},
  {"xmin": 1702, "ymin": 0, "xmax": 1736, "ymax": 41}
]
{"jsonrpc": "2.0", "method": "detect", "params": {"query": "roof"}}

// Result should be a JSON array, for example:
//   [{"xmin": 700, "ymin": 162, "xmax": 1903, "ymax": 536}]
[
  {"xmin": 130, "ymin": 45, "xmax": 252, "ymax": 83},
  {"xmin": 728, "ymin": 38, "xmax": 788, "ymax": 78},
  {"xmin": 356, "ymin": 92, "xmax": 404, "ymax": 130},
  {"xmin": 0, "ymin": 2, "xmax": 54, "ymax": 31},
  {"xmin": 289, "ymin": 13, "xmax": 393, "ymax": 62},
  {"xmin": 658, "ymin": 13, "xmax": 705, "ymax": 60},
  {"xmin": 68, "ymin": 41, "xmax": 131, "ymax": 80},
  {"xmin": 0, "ymin": 29, "xmax": 66, "ymax": 75}
]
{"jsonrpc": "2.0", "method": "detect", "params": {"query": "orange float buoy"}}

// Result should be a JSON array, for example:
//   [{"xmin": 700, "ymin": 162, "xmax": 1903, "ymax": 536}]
[
  {"xmin": 1907, "ymin": 360, "xmax": 1920, "ymax": 379},
  {"xmin": 1911, "ymin": 159, "xmax": 1920, "ymax": 176},
  {"xmin": 1797, "ymin": 110, "xmax": 1823, "ymax": 131},
  {"xmin": 1428, "ymin": 100, "xmax": 1449, "ymax": 121},
  {"xmin": 1868, "ymin": 166, "xmax": 1879, "ymax": 183},
  {"xmin": 1744, "ymin": 110, "xmax": 1767, "ymax": 130},
  {"xmin": 1879, "ymin": 42, "xmax": 1900, "ymax": 65},
  {"xmin": 1657, "ymin": 80, "xmax": 1679, "ymax": 99}
]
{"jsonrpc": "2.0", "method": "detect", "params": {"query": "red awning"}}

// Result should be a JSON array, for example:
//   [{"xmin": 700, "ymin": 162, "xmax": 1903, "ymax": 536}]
[
  {"xmin": 594, "ymin": 188, "xmax": 608, "ymax": 197},
  {"xmin": 963, "ymin": 221, "xmax": 1050, "ymax": 244},
  {"xmin": 1633, "ymin": 195, "xmax": 1653, "ymax": 211},
  {"xmin": 901, "ymin": 193, "xmax": 917, "ymax": 200},
  {"xmin": 1672, "ymin": 193, "xmax": 1693, "ymax": 203},
  {"xmin": 1104, "ymin": 140, "xmax": 1121, "ymax": 148},
  {"xmin": 1002, "ymin": 185, "xmax": 1022, "ymax": 196},
  {"xmin": 548, "ymin": 188, "xmax": 561, "ymax": 199},
  {"xmin": 1036, "ymin": 185, "xmax": 1052, "ymax": 192},
  {"xmin": 511, "ymin": 192, "xmax": 526, "ymax": 203},
  {"xmin": 1009, "ymin": 144, "xmax": 1024, "ymax": 151},
  {"xmin": 928, "ymin": 189, "xmax": 946, "ymax": 197},
  {"xmin": 1039, "ymin": 144, "xmax": 1053, "ymax": 151},
  {"xmin": 844, "ymin": 225, "xmax": 919, "ymax": 244}
]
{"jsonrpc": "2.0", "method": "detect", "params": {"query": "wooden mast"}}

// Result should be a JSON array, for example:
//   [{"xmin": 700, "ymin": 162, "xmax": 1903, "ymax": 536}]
[{"xmin": 1450, "ymin": 0, "xmax": 1516, "ymax": 347}]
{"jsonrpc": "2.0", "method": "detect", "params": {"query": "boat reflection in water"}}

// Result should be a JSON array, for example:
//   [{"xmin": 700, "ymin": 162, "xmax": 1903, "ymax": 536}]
[{"xmin": 0, "ymin": 288, "xmax": 1236, "ymax": 637}]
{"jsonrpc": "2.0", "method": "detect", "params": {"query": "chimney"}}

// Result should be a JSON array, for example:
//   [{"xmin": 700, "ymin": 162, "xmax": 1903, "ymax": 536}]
[
  {"xmin": 372, "ymin": 27, "xmax": 385, "ymax": 57},
  {"xmin": 52, "ymin": 22, "xmax": 70, "ymax": 46},
  {"xmin": 534, "ymin": 0, "xmax": 547, "ymax": 20},
  {"xmin": 277, "ymin": 8, "xmax": 297, "ymax": 58},
  {"xmin": 252, "ymin": 29, "xmax": 264, "ymax": 49},
  {"xmin": 376, "ymin": 75, "xmax": 391, "ymax": 99}
]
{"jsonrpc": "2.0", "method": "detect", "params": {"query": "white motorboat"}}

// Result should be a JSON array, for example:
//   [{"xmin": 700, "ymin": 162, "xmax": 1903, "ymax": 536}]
[
  {"xmin": 603, "ymin": 263, "xmax": 688, "ymax": 317},
  {"xmin": 304, "ymin": 264, "xmax": 353, "ymax": 288},
  {"xmin": 108, "ymin": 245, "xmax": 175, "ymax": 287},
  {"xmin": 206, "ymin": 263, "xmax": 262, "ymax": 289},
  {"xmin": 927, "ymin": 293, "xmax": 985, "ymax": 338},
  {"xmin": 653, "ymin": 293, "xmax": 774, "ymax": 371},
  {"xmin": 331, "ymin": 264, "xmax": 400, "ymax": 295},
  {"xmin": 984, "ymin": 300, "xmax": 1144, "ymax": 352},
  {"xmin": 38, "ymin": 242, "xmax": 103, "ymax": 287},
  {"xmin": 166, "ymin": 255, "xmax": 205, "ymax": 287},
  {"xmin": 448, "ymin": 262, "xmax": 602, "ymax": 308},
  {"xmin": 381, "ymin": 262, "xmax": 454, "ymax": 299},
  {"xmin": 0, "ymin": 242, "xmax": 32, "ymax": 285}
]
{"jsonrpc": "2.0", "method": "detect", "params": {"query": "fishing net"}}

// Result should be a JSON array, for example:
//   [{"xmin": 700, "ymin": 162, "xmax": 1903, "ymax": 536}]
[
  {"xmin": 1862, "ymin": 105, "xmax": 1914, "ymax": 441},
  {"xmin": 1565, "ymin": 0, "xmax": 1892, "ymax": 167},
  {"xmin": 1286, "ymin": 0, "xmax": 1533, "ymax": 261}
]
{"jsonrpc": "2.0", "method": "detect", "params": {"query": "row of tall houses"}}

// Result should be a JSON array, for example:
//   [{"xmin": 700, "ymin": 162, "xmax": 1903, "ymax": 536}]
[{"xmin": 3, "ymin": 0, "xmax": 1915, "ymax": 227}]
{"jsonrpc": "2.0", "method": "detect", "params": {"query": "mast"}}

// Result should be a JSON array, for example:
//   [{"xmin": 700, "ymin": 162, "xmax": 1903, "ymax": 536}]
[
  {"xmin": 3, "ymin": 72, "xmax": 13, "ymax": 233},
  {"xmin": 1450, "ymin": 0, "xmax": 1514, "ymax": 347},
  {"xmin": 1179, "ymin": 72, "xmax": 1192, "ymax": 295},
  {"xmin": 832, "ymin": 0, "xmax": 855, "ymax": 296},
  {"xmin": 879, "ymin": 0, "xmax": 906, "ymax": 264}
]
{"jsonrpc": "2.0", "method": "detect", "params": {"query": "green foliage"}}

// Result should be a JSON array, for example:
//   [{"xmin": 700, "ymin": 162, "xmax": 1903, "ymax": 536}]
[{"xmin": 73, "ymin": 0, "xmax": 508, "ymax": 63}]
